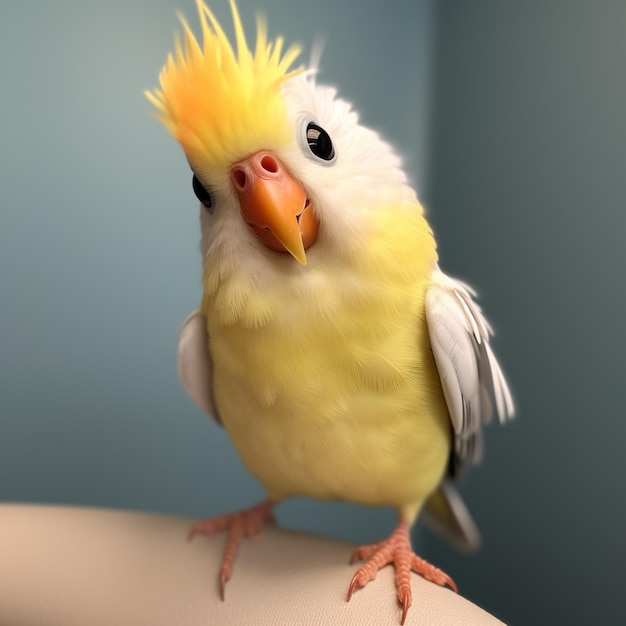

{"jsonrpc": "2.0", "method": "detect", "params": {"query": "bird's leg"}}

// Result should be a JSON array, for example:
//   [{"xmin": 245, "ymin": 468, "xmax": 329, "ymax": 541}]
[
  {"xmin": 347, "ymin": 519, "xmax": 457, "ymax": 625},
  {"xmin": 188, "ymin": 499, "xmax": 275, "ymax": 600}
]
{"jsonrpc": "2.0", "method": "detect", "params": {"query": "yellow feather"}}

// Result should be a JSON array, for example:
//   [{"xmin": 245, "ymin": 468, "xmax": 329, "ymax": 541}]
[
  {"xmin": 201, "ymin": 203, "xmax": 450, "ymax": 522},
  {"xmin": 145, "ymin": 0, "xmax": 303, "ymax": 177}
]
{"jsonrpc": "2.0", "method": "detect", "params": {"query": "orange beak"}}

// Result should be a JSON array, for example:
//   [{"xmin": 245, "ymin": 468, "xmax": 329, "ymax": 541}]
[{"xmin": 231, "ymin": 151, "xmax": 319, "ymax": 265}]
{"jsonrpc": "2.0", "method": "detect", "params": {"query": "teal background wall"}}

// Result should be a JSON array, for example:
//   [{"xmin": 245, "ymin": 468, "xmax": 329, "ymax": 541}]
[
  {"xmin": 2, "ymin": 1, "xmax": 625, "ymax": 625},
  {"xmin": 422, "ymin": 2, "xmax": 626, "ymax": 624}
]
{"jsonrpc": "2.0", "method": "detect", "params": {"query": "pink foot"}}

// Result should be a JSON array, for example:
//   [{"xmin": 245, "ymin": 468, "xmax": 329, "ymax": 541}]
[
  {"xmin": 347, "ymin": 520, "xmax": 457, "ymax": 625},
  {"xmin": 188, "ymin": 500, "xmax": 275, "ymax": 600}
]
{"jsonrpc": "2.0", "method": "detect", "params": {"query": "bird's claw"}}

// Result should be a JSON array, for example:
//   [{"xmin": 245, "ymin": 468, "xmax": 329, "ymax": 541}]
[
  {"xmin": 442, "ymin": 573, "xmax": 458, "ymax": 593},
  {"xmin": 346, "ymin": 520, "xmax": 457, "ymax": 625},
  {"xmin": 346, "ymin": 569, "xmax": 367, "ymax": 601},
  {"xmin": 188, "ymin": 500, "xmax": 275, "ymax": 601},
  {"xmin": 400, "ymin": 590, "xmax": 411, "ymax": 626},
  {"xmin": 411, "ymin": 553, "xmax": 458, "ymax": 592},
  {"xmin": 349, "ymin": 540, "xmax": 384, "ymax": 564},
  {"xmin": 219, "ymin": 567, "xmax": 230, "ymax": 601}
]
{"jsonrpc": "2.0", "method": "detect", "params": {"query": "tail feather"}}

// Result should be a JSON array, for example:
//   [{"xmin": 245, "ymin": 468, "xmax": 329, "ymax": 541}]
[{"xmin": 421, "ymin": 480, "xmax": 481, "ymax": 553}]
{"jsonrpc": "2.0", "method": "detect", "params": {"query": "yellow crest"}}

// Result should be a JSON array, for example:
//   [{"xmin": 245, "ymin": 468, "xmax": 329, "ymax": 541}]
[{"xmin": 146, "ymin": 0, "xmax": 303, "ymax": 175}]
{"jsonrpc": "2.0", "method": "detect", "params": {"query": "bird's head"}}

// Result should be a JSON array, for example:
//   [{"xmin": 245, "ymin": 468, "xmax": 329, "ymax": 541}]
[{"xmin": 147, "ymin": 0, "xmax": 417, "ymax": 279}]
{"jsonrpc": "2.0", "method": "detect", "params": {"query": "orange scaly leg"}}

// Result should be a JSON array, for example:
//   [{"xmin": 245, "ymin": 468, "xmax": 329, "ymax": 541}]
[
  {"xmin": 347, "ymin": 519, "xmax": 457, "ymax": 625},
  {"xmin": 188, "ymin": 500, "xmax": 275, "ymax": 600}
]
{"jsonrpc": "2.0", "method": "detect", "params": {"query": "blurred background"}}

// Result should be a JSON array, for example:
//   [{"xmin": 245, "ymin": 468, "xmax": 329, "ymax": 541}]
[{"xmin": 1, "ymin": 1, "xmax": 624, "ymax": 624}]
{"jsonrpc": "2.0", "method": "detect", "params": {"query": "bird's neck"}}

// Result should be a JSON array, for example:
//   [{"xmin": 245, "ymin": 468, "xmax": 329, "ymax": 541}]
[{"xmin": 200, "ymin": 203, "xmax": 437, "ymax": 330}]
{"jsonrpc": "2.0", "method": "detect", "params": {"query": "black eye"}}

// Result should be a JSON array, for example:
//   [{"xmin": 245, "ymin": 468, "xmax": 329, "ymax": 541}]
[
  {"xmin": 306, "ymin": 122, "xmax": 336, "ymax": 162},
  {"xmin": 192, "ymin": 174, "xmax": 214, "ymax": 214}
]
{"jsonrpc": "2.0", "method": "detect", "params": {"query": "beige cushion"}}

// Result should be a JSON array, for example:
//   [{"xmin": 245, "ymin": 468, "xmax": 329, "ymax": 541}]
[{"xmin": 0, "ymin": 504, "xmax": 504, "ymax": 625}]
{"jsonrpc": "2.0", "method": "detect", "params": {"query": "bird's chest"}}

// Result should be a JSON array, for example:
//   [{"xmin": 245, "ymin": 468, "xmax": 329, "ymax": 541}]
[{"xmin": 205, "ymin": 268, "xmax": 450, "ymax": 504}]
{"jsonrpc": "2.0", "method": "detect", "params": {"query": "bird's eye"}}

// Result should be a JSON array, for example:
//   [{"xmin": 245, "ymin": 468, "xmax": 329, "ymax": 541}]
[
  {"xmin": 305, "ymin": 122, "xmax": 336, "ymax": 162},
  {"xmin": 192, "ymin": 174, "xmax": 214, "ymax": 214}
]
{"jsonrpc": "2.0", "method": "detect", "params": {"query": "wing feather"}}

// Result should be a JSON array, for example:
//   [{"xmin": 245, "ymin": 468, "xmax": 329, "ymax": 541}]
[
  {"xmin": 177, "ymin": 309, "xmax": 221, "ymax": 424},
  {"xmin": 426, "ymin": 268, "xmax": 514, "ymax": 471}
]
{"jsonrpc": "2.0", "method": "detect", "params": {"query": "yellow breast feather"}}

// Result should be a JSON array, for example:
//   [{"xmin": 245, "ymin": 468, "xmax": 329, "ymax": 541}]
[{"xmin": 201, "ymin": 203, "xmax": 450, "ymax": 515}]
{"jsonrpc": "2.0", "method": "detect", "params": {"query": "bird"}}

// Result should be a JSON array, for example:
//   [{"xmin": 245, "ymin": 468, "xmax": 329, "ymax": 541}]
[{"xmin": 147, "ymin": 1, "xmax": 514, "ymax": 623}]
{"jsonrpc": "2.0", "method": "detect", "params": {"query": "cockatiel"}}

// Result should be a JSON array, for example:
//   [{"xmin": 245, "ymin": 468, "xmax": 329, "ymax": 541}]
[{"xmin": 147, "ymin": 1, "xmax": 514, "ymax": 623}]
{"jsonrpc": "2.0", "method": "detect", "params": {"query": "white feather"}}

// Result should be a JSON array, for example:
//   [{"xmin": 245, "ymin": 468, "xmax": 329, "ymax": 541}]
[
  {"xmin": 426, "ymin": 267, "xmax": 514, "ymax": 468},
  {"xmin": 177, "ymin": 309, "xmax": 220, "ymax": 423},
  {"xmin": 197, "ymin": 72, "xmax": 417, "ymax": 287}
]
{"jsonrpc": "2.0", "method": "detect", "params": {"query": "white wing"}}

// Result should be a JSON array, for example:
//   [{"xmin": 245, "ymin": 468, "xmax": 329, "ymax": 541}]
[
  {"xmin": 177, "ymin": 309, "xmax": 221, "ymax": 424},
  {"xmin": 425, "ymin": 267, "xmax": 514, "ymax": 469}
]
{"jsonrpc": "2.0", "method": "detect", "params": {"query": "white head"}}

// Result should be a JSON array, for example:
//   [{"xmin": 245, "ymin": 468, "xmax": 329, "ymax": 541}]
[{"xmin": 147, "ymin": 0, "xmax": 418, "ymax": 286}]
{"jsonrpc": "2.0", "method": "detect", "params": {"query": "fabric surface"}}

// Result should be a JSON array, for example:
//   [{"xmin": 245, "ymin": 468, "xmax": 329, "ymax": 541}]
[{"xmin": 0, "ymin": 504, "xmax": 505, "ymax": 625}]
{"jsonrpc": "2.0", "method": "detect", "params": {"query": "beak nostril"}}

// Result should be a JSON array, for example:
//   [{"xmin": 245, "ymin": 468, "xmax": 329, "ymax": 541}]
[
  {"xmin": 232, "ymin": 167, "xmax": 247, "ymax": 190},
  {"xmin": 260, "ymin": 155, "xmax": 279, "ymax": 174}
]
